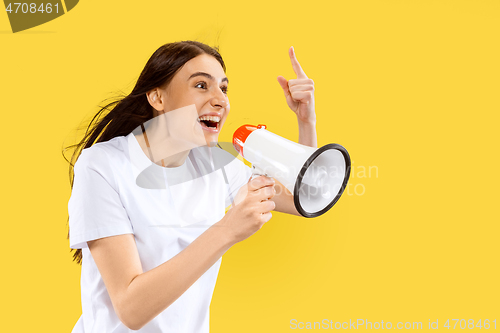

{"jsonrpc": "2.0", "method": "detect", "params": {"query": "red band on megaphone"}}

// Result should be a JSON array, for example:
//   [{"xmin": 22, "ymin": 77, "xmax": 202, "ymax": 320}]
[{"xmin": 232, "ymin": 124, "xmax": 267, "ymax": 156}]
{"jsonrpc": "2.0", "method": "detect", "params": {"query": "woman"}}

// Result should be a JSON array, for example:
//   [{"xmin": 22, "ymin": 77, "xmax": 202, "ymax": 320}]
[{"xmin": 65, "ymin": 40, "xmax": 317, "ymax": 332}]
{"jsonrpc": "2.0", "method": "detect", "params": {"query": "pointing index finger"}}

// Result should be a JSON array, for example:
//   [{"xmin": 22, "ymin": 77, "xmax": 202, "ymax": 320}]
[{"xmin": 289, "ymin": 46, "xmax": 308, "ymax": 79}]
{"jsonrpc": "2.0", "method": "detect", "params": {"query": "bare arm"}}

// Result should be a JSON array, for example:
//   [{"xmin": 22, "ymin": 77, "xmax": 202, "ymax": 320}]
[
  {"xmin": 297, "ymin": 119, "xmax": 317, "ymax": 148},
  {"xmin": 88, "ymin": 176, "xmax": 276, "ymax": 330},
  {"xmin": 88, "ymin": 226, "xmax": 232, "ymax": 330},
  {"xmin": 272, "ymin": 178, "xmax": 301, "ymax": 216}
]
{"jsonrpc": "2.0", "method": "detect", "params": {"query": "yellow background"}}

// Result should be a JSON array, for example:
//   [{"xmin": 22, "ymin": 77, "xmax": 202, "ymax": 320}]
[{"xmin": 1, "ymin": 0, "xmax": 498, "ymax": 331}]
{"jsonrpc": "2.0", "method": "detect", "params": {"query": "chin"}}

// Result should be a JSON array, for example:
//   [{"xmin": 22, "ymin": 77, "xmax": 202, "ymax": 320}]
[{"xmin": 204, "ymin": 134, "xmax": 219, "ymax": 147}]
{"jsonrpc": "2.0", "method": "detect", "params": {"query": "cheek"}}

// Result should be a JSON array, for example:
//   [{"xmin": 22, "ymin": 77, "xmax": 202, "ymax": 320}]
[
  {"xmin": 223, "ymin": 105, "xmax": 230, "ymax": 119},
  {"xmin": 176, "ymin": 91, "xmax": 204, "ymax": 110}
]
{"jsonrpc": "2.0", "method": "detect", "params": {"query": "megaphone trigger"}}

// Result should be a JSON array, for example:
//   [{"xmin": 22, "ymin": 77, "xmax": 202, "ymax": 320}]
[{"xmin": 251, "ymin": 164, "xmax": 267, "ymax": 181}]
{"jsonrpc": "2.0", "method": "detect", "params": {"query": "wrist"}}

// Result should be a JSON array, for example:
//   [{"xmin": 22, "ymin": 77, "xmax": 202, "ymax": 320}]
[
  {"xmin": 212, "ymin": 216, "xmax": 237, "ymax": 248},
  {"xmin": 297, "ymin": 117, "xmax": 316, "ymax": 128}
]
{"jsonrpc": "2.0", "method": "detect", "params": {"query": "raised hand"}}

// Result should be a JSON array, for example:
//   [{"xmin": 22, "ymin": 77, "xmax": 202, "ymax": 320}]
[{"xmin": 277, "ymin": 47, "xmax": 316, "ymax": 125}]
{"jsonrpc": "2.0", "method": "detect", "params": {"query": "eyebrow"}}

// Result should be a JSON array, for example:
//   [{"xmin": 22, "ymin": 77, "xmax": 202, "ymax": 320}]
[{"xmin": 188, "ymin": 72, "xmax": 229, "ymax": 84}]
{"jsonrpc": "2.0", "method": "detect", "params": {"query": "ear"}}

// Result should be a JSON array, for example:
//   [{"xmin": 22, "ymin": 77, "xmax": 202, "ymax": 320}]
[{"xmin": 146, "ymin": 88, "xmax": 164, "ymax": 112}]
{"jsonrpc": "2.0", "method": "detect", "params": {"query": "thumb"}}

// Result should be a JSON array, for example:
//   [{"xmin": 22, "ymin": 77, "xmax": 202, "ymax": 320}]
[{"xmin": 277, "ymin": 76, "xmax": 290, "ymax": 96}]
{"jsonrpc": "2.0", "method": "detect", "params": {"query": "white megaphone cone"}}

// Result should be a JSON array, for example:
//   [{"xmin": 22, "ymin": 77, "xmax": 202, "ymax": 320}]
[{"xmin": 233, "ymin": 124, "xmax": 351, "ymax": 218}]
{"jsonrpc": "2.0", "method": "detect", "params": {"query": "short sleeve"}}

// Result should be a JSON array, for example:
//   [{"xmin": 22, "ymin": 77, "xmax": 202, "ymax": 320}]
[
  {"xmin": 68, "ymin": 148, "xmax": 134, "ymax": 249},
  {"xmin": 224, "ymin": 157, "xmax": 252, "ymax": 208}
]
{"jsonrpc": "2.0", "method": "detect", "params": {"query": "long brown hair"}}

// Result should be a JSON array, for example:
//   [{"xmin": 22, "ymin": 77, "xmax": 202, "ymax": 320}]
[{"xmin": 63, "ymin": 41, "xmax": 226, "ymax": 265}]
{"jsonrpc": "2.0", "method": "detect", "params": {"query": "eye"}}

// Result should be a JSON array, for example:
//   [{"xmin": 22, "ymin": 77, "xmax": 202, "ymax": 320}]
[
  {"xmin": 221, "ymin": 85, "xmax": 228, "ymax": 95},
  {"xmin": 195, "ymin": 81, "xmax": 207, "ymax": 89}
]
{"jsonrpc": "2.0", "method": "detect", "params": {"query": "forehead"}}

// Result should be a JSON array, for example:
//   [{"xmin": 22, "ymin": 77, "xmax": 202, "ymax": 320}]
[{"xmin": 177, "ymin": 54, "xmax": 226, "ymax": 80}]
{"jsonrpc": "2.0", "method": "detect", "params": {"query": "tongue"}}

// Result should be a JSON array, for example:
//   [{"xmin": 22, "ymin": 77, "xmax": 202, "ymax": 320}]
[{"xmin": 202, "ymin": 120, "xmax": 217, "ymax": 128}]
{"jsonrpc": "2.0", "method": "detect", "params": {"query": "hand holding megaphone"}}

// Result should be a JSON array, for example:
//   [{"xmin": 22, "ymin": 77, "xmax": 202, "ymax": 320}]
[
  {"xmin": 233, "ymin": 125, "xmax": 351, "ymax": 218},
  {"xmin": 217, "ymin": 175, "xmax": 276, "ymax": 244}
]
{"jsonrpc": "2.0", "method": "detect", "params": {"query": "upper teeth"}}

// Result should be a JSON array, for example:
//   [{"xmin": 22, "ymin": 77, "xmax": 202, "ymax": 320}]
[{"xmin": 198, "ymin": 116, "xmax": 220, "ymax": 122}]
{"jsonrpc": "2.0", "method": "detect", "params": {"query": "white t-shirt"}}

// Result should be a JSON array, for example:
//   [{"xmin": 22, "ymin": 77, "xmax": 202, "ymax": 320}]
[{"xmin": 68, "ymin": 129, "xmax": 252, "ymax": 333}]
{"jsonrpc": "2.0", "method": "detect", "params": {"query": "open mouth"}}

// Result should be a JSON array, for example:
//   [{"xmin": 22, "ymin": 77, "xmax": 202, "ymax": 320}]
[{"xmin": 197, "ymin": 115, "xmax": 221, "ymax": 132}]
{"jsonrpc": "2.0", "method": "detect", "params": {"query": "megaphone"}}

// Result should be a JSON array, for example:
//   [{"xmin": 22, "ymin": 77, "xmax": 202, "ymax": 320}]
[{"xmin": 233, "ymin": 124, "xmax": 351, "ymax": 218}]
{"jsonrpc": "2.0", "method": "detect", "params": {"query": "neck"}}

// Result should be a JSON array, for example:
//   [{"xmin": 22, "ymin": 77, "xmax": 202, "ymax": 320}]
[
  {"xmin": 135, "ymin": 106, "xmax": 207, "ymax": 168},
  {"xmin": 135, "ymin": 127, "xmax": 199, "ymax": 170},
  {"xmin": 155, "ymin": 149, "xmax": 191, "ymax": 168}
]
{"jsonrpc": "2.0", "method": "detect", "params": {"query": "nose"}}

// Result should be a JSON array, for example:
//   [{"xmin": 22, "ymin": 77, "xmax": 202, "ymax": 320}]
[{"xmin": 210, "ymin": 92, "xmax": 228, "ymax": 109}]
